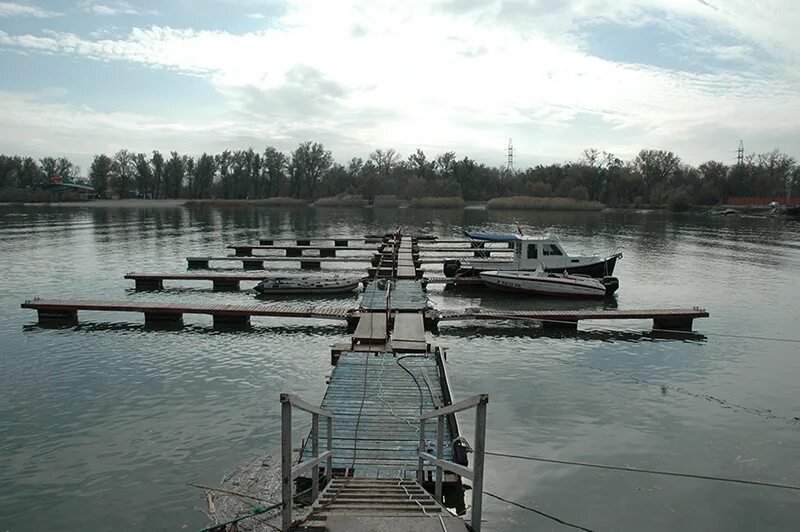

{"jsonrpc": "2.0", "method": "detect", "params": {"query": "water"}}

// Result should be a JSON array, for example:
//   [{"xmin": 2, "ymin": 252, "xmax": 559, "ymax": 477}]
[{"xmin": 1, "ymin": 205, "xmax": 798, "ymax": 531}]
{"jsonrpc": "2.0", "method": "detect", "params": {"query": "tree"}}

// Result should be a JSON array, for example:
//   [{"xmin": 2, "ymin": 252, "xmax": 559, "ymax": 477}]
[
  {"xmin": 134, "ymin": 153, "xmax": 153, "ymax": 198},
  {"xmin": 151, "ymin": 151, "xmax": 165, "ymax": 199},
  {"xmin": 408, "ymin": 149, "xmax": 434, "ymax": 180},
  {"xmin": 369, "ymin": 148, "xmax": 401, "ymax": 176},
  {"xmin": 193, "ymin": 153, "xmax": 216, "ymax": 199},
  {"xmin": 17, "ymin": 157, "xmax": 43, "ymax": 187},
  {"xmin": 163, "ymin": 151, "xmax": 185, "ymax": 198},
  {"xmin": 262, "ymin": 147, "xmax": 288, "ymax": 197},
  {"xmin": 111, "ymin": 149, "xmax": 135, "ymax": 197},
  {"xmin": 89, "ymin": 154, "xmax": 113, "ymax": 197},
  {"xmin": 634, "ymin": 149, "xmax": 681, "ymax": 204},
  {"xmin": 40, "ymin": 156, "xmax": 76, "ymax": 183},
  {"xmin": 0, "ymin": 155, "xmax": 22, "ymax": 188},
  {"xmin": 289, "ymin": 142, "xmax": 332, "ymax": 199}
]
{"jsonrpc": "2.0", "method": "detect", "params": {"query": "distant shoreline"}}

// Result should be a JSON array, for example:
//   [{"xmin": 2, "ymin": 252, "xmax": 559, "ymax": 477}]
[{"xmin": 0, "ymin": 198, "xmax": 780, "ymax": 215}]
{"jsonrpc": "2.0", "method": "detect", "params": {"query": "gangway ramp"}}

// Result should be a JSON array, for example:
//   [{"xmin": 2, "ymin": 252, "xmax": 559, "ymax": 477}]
[{"xmin": 299, "ymin": 351, "xmax": 463, "ymax": 481}]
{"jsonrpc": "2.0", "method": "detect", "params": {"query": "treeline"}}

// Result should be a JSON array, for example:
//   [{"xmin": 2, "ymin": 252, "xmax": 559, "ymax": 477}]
[{"xmin": 1, "ymin": 143, "xmax": 797, "ymax": 207}]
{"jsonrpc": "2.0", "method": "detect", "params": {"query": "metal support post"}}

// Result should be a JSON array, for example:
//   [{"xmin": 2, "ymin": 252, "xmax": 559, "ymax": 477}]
[
  {"xmin": 417, "ymin": 419, "xmax": 426, "ymax": 484},
  {"xmin": 435, "ymin": 415, "xmax": 444, "ymax": 503},
  {"xmin": 471, "ymin": 400, "xmax": 487, "ymax": 532},
  {"xmin": 311, "ymin": 413, "xmax": 319, "ymax": 501},
  {"xmin": 281, "ymin": 397, "xmax": 292, "ymax": 531}
]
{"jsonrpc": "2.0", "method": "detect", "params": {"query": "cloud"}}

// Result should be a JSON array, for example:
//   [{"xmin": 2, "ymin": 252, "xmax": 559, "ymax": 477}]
[
  {"xmin": 246, "ymin": 12, "xmax": 267, "ymax": 19},
  {"xmin": 0, "ymin": 1, "xmax": 61, "ymax": 18},
  {"xmin": 79, "ymin": 1, "xmax": 157, "ymax": 16},
  {"xmin": 0, "ymin": 0, "xmax": 798, "ymax": 165}
]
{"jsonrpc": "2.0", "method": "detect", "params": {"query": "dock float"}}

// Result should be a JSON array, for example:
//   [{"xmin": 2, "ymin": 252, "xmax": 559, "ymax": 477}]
[
  {"xmin": 21, "ymin": 299, "xmax": 353, "ymax": 328},
  {"xmin": 124, "ymin": 272, "xmax": 276, "ymax": 291},
  {"xmin": 434, "ymin": 307, "xmax": 710, "ymax": 331},
  {"xmin": 186, "ymin": 256, "xmax": 373, "ymax": 270}
]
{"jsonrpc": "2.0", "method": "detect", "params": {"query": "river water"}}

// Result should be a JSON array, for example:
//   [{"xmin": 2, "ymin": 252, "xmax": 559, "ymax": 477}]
[{"xmin": 0, "ymin": 205, "xmax": 798, "ymax": 531}]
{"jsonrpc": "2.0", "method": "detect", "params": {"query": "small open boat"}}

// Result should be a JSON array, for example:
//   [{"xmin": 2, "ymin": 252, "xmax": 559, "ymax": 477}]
[
  {"xmin": 479, "ymin": 268, "xmax": 619, "ymax": 298},
  {"xmin": 254, "ymin": 276, "xmax": 361, "ymax": 295}
]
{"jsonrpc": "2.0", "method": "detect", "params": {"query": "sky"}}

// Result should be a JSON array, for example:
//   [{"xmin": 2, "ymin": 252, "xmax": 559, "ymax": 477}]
[{"xmin": 0, "ymin": 0, "xmax": 798, "ymax": 172}]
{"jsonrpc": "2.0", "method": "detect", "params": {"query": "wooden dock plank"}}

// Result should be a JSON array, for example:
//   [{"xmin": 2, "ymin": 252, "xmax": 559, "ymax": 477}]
[
  {"xmin": 21, "ymin": 299, "xmax": 352, "ymax": 321},
  {"xmin": 353, "ymin": 313, "xmax": 387, "ymax": 344},
  {"xmin": 393, "ymin": 313, "xmax": 426, "ymax": 343}
]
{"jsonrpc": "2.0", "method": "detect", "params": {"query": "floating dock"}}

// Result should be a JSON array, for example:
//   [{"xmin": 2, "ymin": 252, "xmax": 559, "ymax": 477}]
[{"xmin": 20, "ymin": 231, "xmax": 712, "ymax": 531}]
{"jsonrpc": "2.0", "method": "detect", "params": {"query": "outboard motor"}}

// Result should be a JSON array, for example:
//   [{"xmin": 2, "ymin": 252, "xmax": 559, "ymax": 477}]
[
  {"xmin": 602, "ymin": 276, "xmax": 619, "ymax": 296},
  {"xmin": 443, "ymin": 259, "xmax": 462, "ymax": 278}
]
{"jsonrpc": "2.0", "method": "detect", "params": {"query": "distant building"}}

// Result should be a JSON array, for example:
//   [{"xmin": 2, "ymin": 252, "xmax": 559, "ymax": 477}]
[{"xmin": 31, "ymin": 173, "xmax": 95, "ymax": 200}]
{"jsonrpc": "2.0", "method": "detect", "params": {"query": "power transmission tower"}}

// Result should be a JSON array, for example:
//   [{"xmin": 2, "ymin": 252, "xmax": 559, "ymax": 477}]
[
  {"xmin": 737, "ymin": 139, "xmax": 744, "ymax": 166},
  {"xmin": 506, "ymin": 138, "xmax": 514, "ymax": 173}
]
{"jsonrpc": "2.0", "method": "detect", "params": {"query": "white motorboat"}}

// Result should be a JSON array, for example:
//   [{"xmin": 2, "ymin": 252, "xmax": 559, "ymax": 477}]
[
  {"xmin": 479, "ymin": 268, "xmax": 619, "ymax": 298},
  {"xmin": 444, "ymin": 231, "xmax": 622, "ymax": 279},
  {"xmin": 254, "ymin": 276, "xmax": 361, "ymax": 295}
]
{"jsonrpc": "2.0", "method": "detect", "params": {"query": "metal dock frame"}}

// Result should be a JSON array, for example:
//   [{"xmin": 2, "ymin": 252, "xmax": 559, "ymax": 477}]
[
  {"xmin": 280, "ymin": 393, "xmax": 333, "ymax": 531},
  {"xmin": 418, "ymin": 394, "xmax": 489, "ymax": 532}
]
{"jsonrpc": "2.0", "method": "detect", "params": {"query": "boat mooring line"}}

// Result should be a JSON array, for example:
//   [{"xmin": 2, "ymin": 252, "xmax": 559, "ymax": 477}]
[
  {"xmin": 484, "ymin": 490, "xmax": 595, "ymax": 532},
  {"xmin": 549, "ymin": 356, "xmax": 800, "ymax": 425},
  {"xmin": 484, "ymin": 451, "xmax": 800, "ymax": 491}
]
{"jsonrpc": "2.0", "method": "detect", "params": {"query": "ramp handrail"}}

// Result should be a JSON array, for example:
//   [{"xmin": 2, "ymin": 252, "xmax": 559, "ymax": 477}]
[
  {"xmin": 418, "ymin": 393, "xmax": 488, "ymax": 532},
  {"xmin": 280, "ymin": 393, "xmax": 333, "ymax": 531}
]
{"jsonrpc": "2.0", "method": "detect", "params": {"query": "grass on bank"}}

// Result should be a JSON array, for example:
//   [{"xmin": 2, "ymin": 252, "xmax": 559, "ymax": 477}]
[
  {"xmin": 487, "ymin": 196, "xmax": 604, "ymax": 211},
  {"xmin": 409, "ymin": 196, "xmax": 466, "ymax": 209},
  {"xmin": 313, "ymin": 194, "xmax": 368, "ymax": 207},
  {"xmin": 183, "ymin": 197, "xmax": 308, "ymax": 207},
  {"xmin": 372, "ymin": 195, "xmax": 401, "ymax": 208}
]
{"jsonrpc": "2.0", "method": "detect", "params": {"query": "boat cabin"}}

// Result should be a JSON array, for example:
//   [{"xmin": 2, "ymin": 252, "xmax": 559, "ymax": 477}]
[
  {"xmin": 510, "ymin": 236, "xmax": 592, "ymax": 270},
  {"xmin": 456, "ymin": 231, "xmax": 621, "ymax": 278}
]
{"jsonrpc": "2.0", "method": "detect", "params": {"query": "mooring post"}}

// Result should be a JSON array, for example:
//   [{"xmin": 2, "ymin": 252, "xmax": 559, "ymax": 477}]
[
  {"xmin": 280, "ymin": 395, "xmax": 292, "ymax": 531},
  {"xmin": 312, "ymin": 413, "xmax": 319, "ymax": 502}
]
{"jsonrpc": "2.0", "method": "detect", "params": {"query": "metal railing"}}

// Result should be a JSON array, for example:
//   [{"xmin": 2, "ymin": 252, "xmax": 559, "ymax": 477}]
[
  {"xmin": 280, "ymin": 393, "xmax": 333, "ymax": 531},
  {"xmin": 418, "ymin": 394, "xmax": 488, "ymax": 532}
]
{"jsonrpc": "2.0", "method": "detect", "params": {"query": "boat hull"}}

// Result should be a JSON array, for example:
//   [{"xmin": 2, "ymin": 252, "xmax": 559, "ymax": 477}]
[
  {"xmin": 479, "ymin": 271, "xmax": 610, "ymax": 298},
  {"xmin": 254, "ymin": 278, "xmax": 360, "ymax": 295}
]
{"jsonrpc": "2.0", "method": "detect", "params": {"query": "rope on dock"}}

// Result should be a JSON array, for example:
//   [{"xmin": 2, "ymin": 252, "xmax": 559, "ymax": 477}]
[{"xmin": 484, "ymin": 451, "xmax": 800, "ymax": 491}]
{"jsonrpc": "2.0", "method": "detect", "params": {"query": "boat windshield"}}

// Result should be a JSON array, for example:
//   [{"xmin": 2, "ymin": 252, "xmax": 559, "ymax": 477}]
[{"xmin": 542, "ymin": 243, "xmax": 563, "ymax": 256}]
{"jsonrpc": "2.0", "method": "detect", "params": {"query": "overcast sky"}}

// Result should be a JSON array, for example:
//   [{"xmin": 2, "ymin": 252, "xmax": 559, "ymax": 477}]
[{"xmin": 0, "ymin": 0, "xmax": 798, "ymax": 172}]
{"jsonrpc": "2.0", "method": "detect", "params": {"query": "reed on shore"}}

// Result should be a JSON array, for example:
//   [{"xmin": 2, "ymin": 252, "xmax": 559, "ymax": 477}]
[
  {"xmin": 313, "ymin": 194, "xmax": 368, "ymax": 207},
  {"xmin": 372, "ymin": 195, "xmax": 401, "ymax": 207},
  {"xmin": 487, "ymin": 196, "xmax": 603, "ymax": 211},
  {"xmin": 183, "ymin": 197, "xmax": 308, "ymax": 207},
  {"xmin": 409, "ymin": 196, "xmax": 466, "ymax": 208}
]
